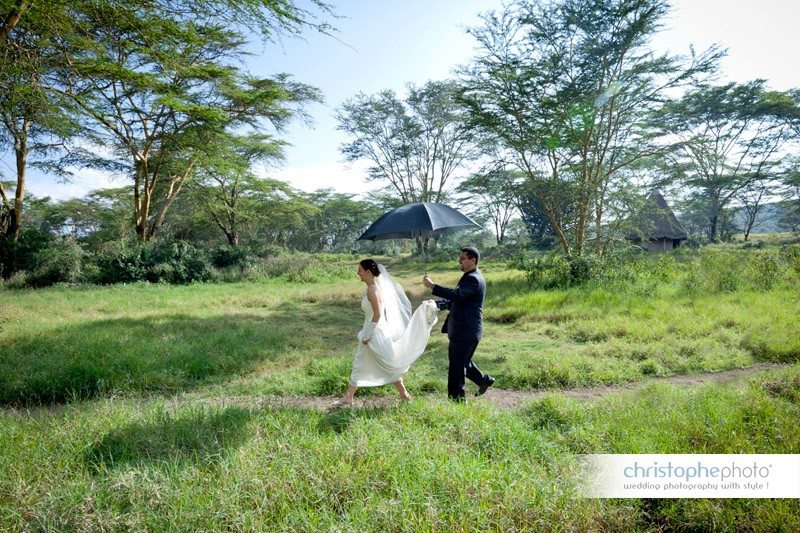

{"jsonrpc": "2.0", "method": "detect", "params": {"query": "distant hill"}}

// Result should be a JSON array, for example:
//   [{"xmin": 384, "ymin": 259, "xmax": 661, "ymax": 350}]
[{"xmin": 733, "ymin": 202, "xmax": 791, "ymax": 233}]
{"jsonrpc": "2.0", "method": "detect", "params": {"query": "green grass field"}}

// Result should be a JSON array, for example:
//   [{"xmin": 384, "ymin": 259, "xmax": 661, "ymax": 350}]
[{"xmin": 1, "ymin": 249, "xmax": 799, "ymax": 530}]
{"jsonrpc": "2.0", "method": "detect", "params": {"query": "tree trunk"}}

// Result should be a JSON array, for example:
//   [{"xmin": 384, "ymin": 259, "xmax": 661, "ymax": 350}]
[
  {"xmin": 0, "ymin": 0, "xmax": 29, "ymax": 44},
  {"xmin": 133, "ymin": 161, "xmax": 149, "ymax": 242},
  {"xmin": 709, "ymin": 215, "xmax": 718, "ymax": 243},
  {"xmin": 743, "ymin": 210, "xmax": 757, "ymax": 241},
  {"xmin": 147, "ymin": 162, "xmax": 195, "ymax": 241},
  {"xmin": 6, "ymin": 117, "xmax": 30, "ymax": 241},
  {"xmin": 708, "ymin": 192, "xmax": 721, "ymax": 243}
]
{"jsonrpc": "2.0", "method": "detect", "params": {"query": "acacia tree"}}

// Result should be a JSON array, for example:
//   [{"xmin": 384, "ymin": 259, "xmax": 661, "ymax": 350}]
[
  {"xmin": 187, "ymin": 133, "xmax": 297, "ymax": 247},
  {"xmin": 779, "ymin": 91, "xmax": 800, "ymax": 230},
  {"xmin": 2, "ymin": 0, "xmax": 333, "ymax": 44},
  {"xmin": 0, "ymin": 0, "xmax": 29, "ymax": 44},
  {"xmin": 736, "ymin": 180, "xmax": 782, "ymax": 241},
  {"xmin": 285, "ymin": 190, "xmax": 382, "ymax": 252},
  {"xmin": 51, "ymin": 4, "xmax": 320, "ymax": 242},
  {"xmin": 1, "ymin": 0, "xmax": 332, "ymax": 245},
  {"xmin": 456, "ymin": 168, "xmax": 521, "ymax": 244},
  {"xmin": 458, "ymin": 0, "xmax": 720, "ymax": 258},
  {"xmin": 336, "ymin": 80, "xmax": 478, "ymax": 204},
  {"xmin": 656, "ymin": 81, "xmax": 795, "ymax": 242},
  {"xmin": 777, "ymin": 155, "xmax": 800, "ymax": 232},
  {"xmin": 0, "ymin": 1, "xmax": 78, "ymax": 242}
]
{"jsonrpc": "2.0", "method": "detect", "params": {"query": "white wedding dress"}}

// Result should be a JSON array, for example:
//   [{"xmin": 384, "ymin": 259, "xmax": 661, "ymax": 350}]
[{"xmin": 350, "ymin": 279, "xmax": 439, "ymax": 387}]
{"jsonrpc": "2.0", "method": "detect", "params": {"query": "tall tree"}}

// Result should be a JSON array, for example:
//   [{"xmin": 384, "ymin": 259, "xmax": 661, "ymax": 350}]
[
  {"xmin": 456, "ymin": 168, "xmax": 521, "ymax": 244},
  {"xmin": 0, "ymin": 0, "xmax": 77, "ymax": 242},
  {"xmin": 777, "ymin": 155, "xmax": 800, "ymax": 233},
  {"xmin": 51, "ymin": 4, "xmax": 320, "ymax": 242},
  {"xmin": 0, "ymin": 0, "xmax": 29, "ymax": 44},
  {"xmin": 735, "ymin": 180, "xmax": 781, "ymax": 241},
  {"xmin": 1, "ymin": 0, "xmax": 333, "ymax": 243},
  {"xmin": 336, "ymin": 80, "xmax": 478, "ymax": 204},
  {"xmin": 657, "ymin": 81, "xmax": 795, "ymax": 242},
  {"xmin": 285, "ymin": 189, "xmax": 382, "ymax": 252},
  {"xmin": 458, "ymin": 0, "xmax": 720, "ymax": 258},
  {"xmin": 189, "ymin": 135, "xmax": 297, "ymax": 247},
  {"xmin": 779, "ymin": 90, "xmax": 800, "ymax": 231}
]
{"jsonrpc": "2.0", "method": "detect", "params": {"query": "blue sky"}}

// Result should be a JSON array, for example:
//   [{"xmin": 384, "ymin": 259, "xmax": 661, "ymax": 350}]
[{"xmin": 10, "ymin": 0, "xmax": 800, "ymax": 200}]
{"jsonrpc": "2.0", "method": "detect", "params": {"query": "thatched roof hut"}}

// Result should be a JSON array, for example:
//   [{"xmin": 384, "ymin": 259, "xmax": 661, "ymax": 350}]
[{"xmin": 626, "ymin": 190, "xmax": 688, "ymax": 252}]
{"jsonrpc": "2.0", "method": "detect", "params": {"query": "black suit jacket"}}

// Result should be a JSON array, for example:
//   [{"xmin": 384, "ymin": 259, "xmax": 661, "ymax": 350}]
[{"xmin": 431, "ymin": 268, "xmax": 485, "ymax": 342}]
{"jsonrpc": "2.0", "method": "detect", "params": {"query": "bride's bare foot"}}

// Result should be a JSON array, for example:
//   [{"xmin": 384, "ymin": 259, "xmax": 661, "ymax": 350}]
[
  {"xmin": 394, "ymin": 379, "xmax": 411, "ymax": 402},
  {"xmin": 332, "ymin": 385, "xmax": 357, "ymax": 408}
]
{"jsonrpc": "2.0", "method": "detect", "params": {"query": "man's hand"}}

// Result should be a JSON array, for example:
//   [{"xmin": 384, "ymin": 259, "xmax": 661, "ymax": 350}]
[{"xmin": 422, "ymin": 276, "xmax": 433, "ymax": 289}]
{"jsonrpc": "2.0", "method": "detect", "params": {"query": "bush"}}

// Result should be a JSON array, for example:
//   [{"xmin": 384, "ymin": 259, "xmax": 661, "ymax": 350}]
[
  {"xmin": 148, "ymin": 241, "xmax": 211, "ymax": 284},
  {"xmin": 744, "ymin": 251, "xmax": 781, "ymax": 291},
  {"xmin": 680, "ymin": 252, "xmax": 738, "ymax": 293},
  {"xmin": 567, "ymin": 256, "xmax": 597, "ymax": 285},
  {"xmin": 248, "ymin": 242, "xmax": 289, "ymax": 259},
  {"xmin": 255, "ymin": 252, "xmax": 352, "ymax": 283},
  {"xmin": 782, "ymin": 244, "xmax": 800, "ymax": 274},
  {"xmin": 677, "ymin": 248, "xmax": 797, "ymax": 295},
  {"xmin": 210, "ymin": 245, "xmax": 254, "ymax": 269},
  {"xmin": 93, "ymin": 241, "xmax": 150, "ymax": 284},
  {"xmin": 0, "ymin": 228, "xmax": 53, "ymax": 278},
  {"xmin": 3, "ymin": 270, "xmax": 29, "ymax": 289},
  {"xmin": 93, "ymin": 240, "xmax": 212, "ymax": 284},
  {"xmin": 26, "ymin": 238, "xmax": 85, "ymax": 287},
  {"xmin": 518, "ymin": 253, "xmax": 573, "ymax": 289},
  {"xmin": 513, "ymin": 252, "xmax": 618, "ymax": 289}
]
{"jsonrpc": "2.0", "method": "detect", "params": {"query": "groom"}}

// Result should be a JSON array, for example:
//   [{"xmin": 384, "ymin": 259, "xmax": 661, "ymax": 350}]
[{"xmin": 423, "ymin": 246, "xmax": 495, "ymax": 401}]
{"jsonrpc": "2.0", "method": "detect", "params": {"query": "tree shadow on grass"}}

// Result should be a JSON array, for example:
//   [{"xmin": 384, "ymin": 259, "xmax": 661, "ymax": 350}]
[
  {"xmin": 271, "ymin": 297, "xmax": 360, "ymax": 351},
  {"xmin": 84, "ymin": 406, "xmax": 253, "ymax": 472},
  {"xmin": 83, "ymin": 403, "xmax": 396, "ymax": 475},
  {"xmin": 0, "ymin": 300, "xmax": 358, "ymax": 406}
]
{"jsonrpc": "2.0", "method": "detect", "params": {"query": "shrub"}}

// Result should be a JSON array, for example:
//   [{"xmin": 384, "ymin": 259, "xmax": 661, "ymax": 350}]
[
  {"xmin": 567, "ymin": 256, "xmax": 598, "ymax": 285},
  {"xmin": 93, "ymin": 240, "xmax": 211, "ymax": 284},
  {"xmin": 248, "ymin": 242, "xmax": 289, "ymax": 259},
  {"xmin": 0, "ymin": 228, "xmax": 53, "ymax": 278},
  {"xmin": 210, "ymin": 245, "xmax": 254, "ymax": 269},
  {"xmin": 651, "ymin": 253, "xmax": 680, "ymax": 282},
  {"xmin": 519, "ymin": 253, "xmax": 572, "ymax": 289},
  {"xmin": 3, "ymin": 270, "xmax": 29, "ymax": 289},
  {"xmin": 680, "ymin": 251, "xmax": 741, "ymax": 294},
  {"xmin": 782, "ymin": 244, "xmax": 800, "ymax": 274},
  {"xmin": 147, "ymin": 241, "xmax": 211, "ymax": 284},
  {"xmin": 256, "ymin": 252, "xmax": 352, "ymax": 283},
  {"xmin": 514, "ymin": 253, "xmax": 610, "ymax": 289},
  {"xmin": 93, "ymin": 241, "xmax": 150, "ymax": 284},
  {"xmin": 26, "ymin": 238, "xmax": 85, "ymax": 287},
  {"xmin": 744, "ymin": 251, "xmax": 781, "ymax": 291}
]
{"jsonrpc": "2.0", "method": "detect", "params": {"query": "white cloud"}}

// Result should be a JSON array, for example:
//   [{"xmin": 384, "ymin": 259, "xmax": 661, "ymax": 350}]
[
  {"xmin": 263, "ymin": 160, "xmax": 373, "ymax": 196},
  {"xmin": 24, "ymin": 167, "xmax": 122, "ymax": 201}
]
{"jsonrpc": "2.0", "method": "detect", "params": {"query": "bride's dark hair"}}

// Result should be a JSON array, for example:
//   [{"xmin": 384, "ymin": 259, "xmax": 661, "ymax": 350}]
[{"xmin": 359, "ymin": 258, "xmax": 380, "ymax": 277}]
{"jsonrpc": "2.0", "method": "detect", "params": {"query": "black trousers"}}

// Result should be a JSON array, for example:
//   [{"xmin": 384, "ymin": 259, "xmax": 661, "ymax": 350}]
[{"xmin": 447, "ymin": 340, "xmax": 486, "ymax": 400}]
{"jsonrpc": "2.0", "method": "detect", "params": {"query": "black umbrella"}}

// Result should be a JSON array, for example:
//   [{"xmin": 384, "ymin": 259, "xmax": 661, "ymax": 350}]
[{"xmin": 358, "ymin": 202, "xmax": 481, "ymax": 272}]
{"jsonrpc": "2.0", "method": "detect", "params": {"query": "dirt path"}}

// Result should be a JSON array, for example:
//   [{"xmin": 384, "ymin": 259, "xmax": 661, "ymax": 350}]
[{"xmin": 194, "ymin": 362, "xmax": 789, "ymax": 412}]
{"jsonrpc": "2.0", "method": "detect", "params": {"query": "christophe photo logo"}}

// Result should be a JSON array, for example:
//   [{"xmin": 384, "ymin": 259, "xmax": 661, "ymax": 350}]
[{"xmin": 579, "ymin": 454, "xmax": 800, "ymax": 498}]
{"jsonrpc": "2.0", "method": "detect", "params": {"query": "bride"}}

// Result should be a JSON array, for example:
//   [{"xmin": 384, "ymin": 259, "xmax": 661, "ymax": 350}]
[{"xmin": 335, "ymin": 259, "xmax": 438, "ymax": 406}]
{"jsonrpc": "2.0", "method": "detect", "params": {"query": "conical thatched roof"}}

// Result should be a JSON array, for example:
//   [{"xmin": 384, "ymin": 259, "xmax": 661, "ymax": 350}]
[{"xmin": 627, "ymin": 190, "xmax": 688, "ymax": 241}]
